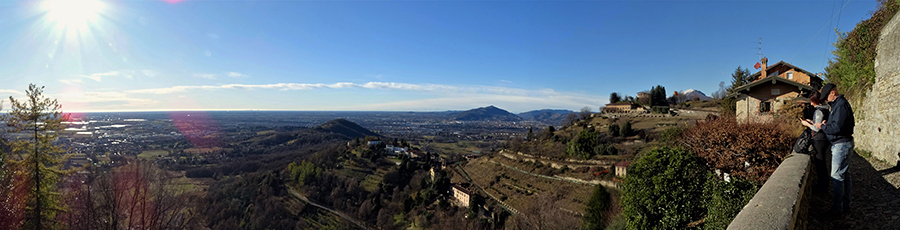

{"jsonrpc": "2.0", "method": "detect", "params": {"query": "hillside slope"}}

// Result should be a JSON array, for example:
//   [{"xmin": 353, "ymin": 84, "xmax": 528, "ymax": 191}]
[
  {"xmin": 453, "ymin": 105, "xmax": 522, "ymax": 122},
  {"xmin": 313, "ymin": 118, "xmax": 380, "ymax": 138},
  {"xmin": 517, "ymin": 109, "xmax": 573, "ymax": 124}
]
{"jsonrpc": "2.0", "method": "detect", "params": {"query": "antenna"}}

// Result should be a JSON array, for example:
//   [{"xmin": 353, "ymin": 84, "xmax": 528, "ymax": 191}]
[{"xmin": 757, "ymin": 38, "xmax": 762, "ymax": 60}]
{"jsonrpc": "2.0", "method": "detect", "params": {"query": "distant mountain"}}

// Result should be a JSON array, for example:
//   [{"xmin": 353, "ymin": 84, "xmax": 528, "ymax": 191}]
[
  {"xmin": 517, "ymin": 109, "xmax": 574, "ymax": 119},
  {"xmin": 452, "ymin": 105, "xmax": 523, "ymax": 122},
  {"xmin": 674, "ymin": 89, "xmax": 711, "ymax": 103},
  {"xmin": 251, "ymin": 119, "xmax": 378, "ymax": 147},
  {"xmin": 517, "ymin": 109, "xmax": 574, "ymax": 124},
  {"xmin": 313, "ymin": 118, "xmax": 380, "ymax": 138}
]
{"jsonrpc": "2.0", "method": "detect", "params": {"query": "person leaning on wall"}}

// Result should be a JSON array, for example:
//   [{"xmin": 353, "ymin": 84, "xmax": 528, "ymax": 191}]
[{"xmin": 801, "ymin": 91, "xmax": 831, "ymax": 193}]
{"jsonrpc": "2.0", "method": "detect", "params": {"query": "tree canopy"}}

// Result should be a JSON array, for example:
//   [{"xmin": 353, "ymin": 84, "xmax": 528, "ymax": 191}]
[
  {"xmin": 2, "ymin": 84, "xmax": 69, "ymax": 230},
  {"xmin": 609, "ymin": 92, "xmax": 622, "ymax": 104},
  {"xmin": 622, "ymin": 147, "xmax": 706, "ymax": 230}
]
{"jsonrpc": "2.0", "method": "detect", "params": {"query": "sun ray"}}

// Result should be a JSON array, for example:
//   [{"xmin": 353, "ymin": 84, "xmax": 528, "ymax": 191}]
[{"xmin": 42, "ymin": 0, "xmax": 105, "ymax": 31}]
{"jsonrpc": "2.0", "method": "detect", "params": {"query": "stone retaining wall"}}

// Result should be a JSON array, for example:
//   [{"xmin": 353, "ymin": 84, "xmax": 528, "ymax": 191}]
[
  {"xmin": 728, "ymin": 153, "xmax": 812, "ymax": 230},
  {"xmin": 855, "ymin": 11, "xmax": 900, "ymax": 165}
]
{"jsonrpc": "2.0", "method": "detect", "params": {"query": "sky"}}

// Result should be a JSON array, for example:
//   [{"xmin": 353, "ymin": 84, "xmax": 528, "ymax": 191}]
[{"xmin": 0, "ymin": 0, "xmax": 881, "ymax": 113}]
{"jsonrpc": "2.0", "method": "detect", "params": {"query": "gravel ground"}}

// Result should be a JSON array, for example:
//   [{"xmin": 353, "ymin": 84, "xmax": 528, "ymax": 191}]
[{"xmin": 808, "ymin": 150, "xmax": 900, "ymax": 230}]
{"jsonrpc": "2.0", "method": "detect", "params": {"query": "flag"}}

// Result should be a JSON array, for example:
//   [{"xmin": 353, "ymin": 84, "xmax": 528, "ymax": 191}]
[{"xmin": 754, "ymin": 62, "xmax": 761, "ymax": 69}]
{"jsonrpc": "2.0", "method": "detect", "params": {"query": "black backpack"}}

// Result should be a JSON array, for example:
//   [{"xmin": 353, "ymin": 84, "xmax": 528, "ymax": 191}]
[{"xmin": 792, "ymin": 128, "xmax": 813, "ymax": 154}]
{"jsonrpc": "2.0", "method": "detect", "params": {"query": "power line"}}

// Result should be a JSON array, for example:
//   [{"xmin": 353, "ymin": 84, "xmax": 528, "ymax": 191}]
[
  {"xmin": 825, "ymin": 0, "xmax": 837, "ymax": 64},
  {"xmin": 789, "ymin": 0, "xmax": 852, "ymax": 62}
]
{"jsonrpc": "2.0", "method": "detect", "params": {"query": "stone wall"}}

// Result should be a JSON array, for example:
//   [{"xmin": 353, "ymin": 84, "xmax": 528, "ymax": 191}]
[
  {"xmin": 855, "ymin": 11, "xmax": 900, "ymax": 165},
  {"xmin": 728, "ymin": 153, "xmax": 812, "ymax": 230}
]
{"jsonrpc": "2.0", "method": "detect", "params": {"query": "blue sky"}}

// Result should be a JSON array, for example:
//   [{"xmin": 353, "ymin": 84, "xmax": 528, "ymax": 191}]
[{"xmin": 0, "ymin": 0, "xmax": 880, "ymax": 113}]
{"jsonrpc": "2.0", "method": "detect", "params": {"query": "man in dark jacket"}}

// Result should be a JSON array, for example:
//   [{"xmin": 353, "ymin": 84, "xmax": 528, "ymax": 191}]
[{"xmin": 813, "ymin": 83, "xmax": 855, "ymax": 216}]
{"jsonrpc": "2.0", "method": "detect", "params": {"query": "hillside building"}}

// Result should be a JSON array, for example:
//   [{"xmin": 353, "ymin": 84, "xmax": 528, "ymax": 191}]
[
  {"xmin": 451, "ymin": 184, "xmax": 473, "ymax": 208},
  {"xmin": 731, "ymin": 58, "xmax": 823, "ymax": 122},
  {"xmin": 603, "ymin": 102, "xmax": 645, "ymax": 113},
  {"xmin": 615, "ymin": 161, "xmax": 631, "ymax": 177}
]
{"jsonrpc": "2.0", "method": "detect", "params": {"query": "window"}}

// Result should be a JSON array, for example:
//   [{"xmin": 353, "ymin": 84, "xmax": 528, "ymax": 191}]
[
  {"xmin": 771, "ymin": 88, "xmax": 780, "ymax": 95},
  {"xmin": 760, "ymin": 101, "xmax": 771, "ymax": 113},
  {"xmin": 787, "ymin": 72, "xmax": 794, "ymax": 80}
]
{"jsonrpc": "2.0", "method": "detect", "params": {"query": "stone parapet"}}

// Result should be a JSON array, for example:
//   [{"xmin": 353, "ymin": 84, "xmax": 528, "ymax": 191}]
[{"xmin": 727, "ymin": 153, "xmax": 812, "ymax": 230}]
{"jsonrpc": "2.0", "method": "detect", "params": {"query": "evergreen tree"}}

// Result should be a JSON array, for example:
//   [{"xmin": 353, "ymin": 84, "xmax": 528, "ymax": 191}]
[
  {"xmin": 721, "ymin": 66, "xmax": 752, "ymax": 115},
  {"xmin": 620, "ymin": 121, "xmax": 632, "ymax": 137},
  {"xmin": 2, "ymin": 84, "xmax": 69, "ymax": 230},
  {"xmin": 541, "ymin": 126, "xmax": 556, "ymax": 140},
  {"xmin": 650, "ymin": 85, "xmax": 668, "ymax": 107},
  {"xmin": 566, "ymin": 130, "xmax": 599, "ymax": 159},
  {"xmin": 609, "ymin": 92, "xmax": 621, "ymax": 104},
  {"xmin": 728, "ymin": 66, "xmax": 752, "ymax": 93},
  {"xmin": 526, "ymin": 127, "xmax": 534, "ymax": 140},
  {"xmin": 608, "ymin": 123, "xmax": 620, "ymax": 137},
  {"xmin": 582, "ymin": 184, "xmax": 611, "ymax": 230}
]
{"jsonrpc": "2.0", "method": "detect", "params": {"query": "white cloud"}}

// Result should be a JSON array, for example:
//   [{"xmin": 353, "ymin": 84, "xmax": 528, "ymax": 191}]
[
  {"xmin": 55, "ymin": 91, "xmax": 159, "ymax": 110},
  {"xmin": 206, "ymin": 33, "xmax": 220, "ymax": 39},
  {"xmin": 124, "ymin": 82, "xmax": 549, "ymax": 95},
  {"xmin": 226, "ymin": 72, "xmax": 248, "ymax": 78},
  {"xmin": 193, "ymin": 73, "xmax": 217, "ymax": 80},
  {"xmin": 60, "ymin": 79, "xmax": 83, "ymax": 85},
  {"xmin": 121, "ymin": 81, "xmax": 603, "ymax": 111},
  {"xmin": 78, "ymin": 70, "xmax": 121, "ymax": 81},
  {"xmin": 347, "ymin": 94, "xmax": 598, "ymax": 112},
  {"xmin": 0, "ymin": 89, "xmax": 24, "ymax": 95}
]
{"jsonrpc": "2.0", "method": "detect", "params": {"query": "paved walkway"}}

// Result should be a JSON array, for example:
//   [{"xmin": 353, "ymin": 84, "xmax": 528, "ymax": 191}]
[{"xmin": 808, "ymin": 151, "xmax": 900, "ymax": 230}]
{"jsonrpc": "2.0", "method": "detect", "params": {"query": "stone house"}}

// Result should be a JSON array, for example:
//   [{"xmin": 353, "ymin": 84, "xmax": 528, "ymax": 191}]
[
  {"xmin": 614, "ymin": 161, "xmax": 631, "ymax": 177},
  {"xmin": 731, "ymin": 58, "xmax": 822, "ymax": 122},
  {"xmin": 451, "ymin": 184, "xmax": 473, "ymax": 208}
]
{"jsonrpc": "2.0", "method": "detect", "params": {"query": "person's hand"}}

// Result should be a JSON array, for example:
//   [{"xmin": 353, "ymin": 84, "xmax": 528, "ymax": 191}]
[
  {"xmin": 814, "ymin": 120, "xmax": 825, "ymax": 129},
  {"xmin": 800, "ymin": 119, "xmax": 811, "ymax": 127}
]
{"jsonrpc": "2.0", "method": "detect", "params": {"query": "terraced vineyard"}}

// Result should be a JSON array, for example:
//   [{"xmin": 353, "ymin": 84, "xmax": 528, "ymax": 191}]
[{"xmin": 460, "ymin": 156, "xmax": 595, "ymax": 217}]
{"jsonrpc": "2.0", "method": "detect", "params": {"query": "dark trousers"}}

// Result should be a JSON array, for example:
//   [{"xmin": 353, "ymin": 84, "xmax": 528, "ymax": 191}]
[{"xmin": 812, "ymin": 139, "xmax": 831, "ymax": 190}]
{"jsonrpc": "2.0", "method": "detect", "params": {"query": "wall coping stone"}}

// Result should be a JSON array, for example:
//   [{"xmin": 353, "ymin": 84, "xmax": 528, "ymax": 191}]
[{"xmin": 728, "ymin": 153, "xmax": 812, "ymax": 230}]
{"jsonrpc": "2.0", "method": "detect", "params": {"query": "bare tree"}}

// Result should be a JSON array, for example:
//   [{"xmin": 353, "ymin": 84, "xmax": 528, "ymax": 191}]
[
  {"xmin": 579, "ymin": 107, "xmax": 593, "ymax": 120},
  {"xmin": 711, "ymin": 81, "xmax": 728, "ymax": 100},
  {"xmin": 562, "ymin": 113, "xmax": 579, "ymax": 127},
  {"xmin": 61, "ymin": 161, "xmax": 198, "ymax": 230},
  {"xmin": 519, "ymin": 192, "xmax": 580, "ymax": 230}
]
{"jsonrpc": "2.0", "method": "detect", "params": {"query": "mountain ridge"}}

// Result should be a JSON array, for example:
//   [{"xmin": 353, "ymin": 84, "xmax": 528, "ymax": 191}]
[{"xmin": 452, "ymin": 105, "xmax": 522, "ymax": 122}]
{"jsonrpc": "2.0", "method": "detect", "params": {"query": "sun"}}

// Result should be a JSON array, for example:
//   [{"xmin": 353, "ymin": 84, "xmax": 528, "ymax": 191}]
[{"xmin": 42, "ymin": 0, "xmax": 105, "ymax": 30}]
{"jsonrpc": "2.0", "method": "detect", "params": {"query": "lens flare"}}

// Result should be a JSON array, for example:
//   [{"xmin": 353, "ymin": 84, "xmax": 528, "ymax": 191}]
[{"xmin": 42, "ymin": 0, "xmax": 105, "ymax": 30}]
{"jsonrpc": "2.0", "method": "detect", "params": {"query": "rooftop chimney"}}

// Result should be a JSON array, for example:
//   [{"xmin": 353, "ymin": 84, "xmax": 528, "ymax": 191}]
[{"xmin": 760, "ymin": 57, "xmax": 768, "ymax": 80}]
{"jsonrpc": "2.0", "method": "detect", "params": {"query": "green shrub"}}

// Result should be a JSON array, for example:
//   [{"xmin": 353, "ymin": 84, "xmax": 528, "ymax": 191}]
[
  {"xmin": 620, "ymin": 121, "xmax": 632, "ymax": 137},
  {"xmin": 651, "ymin": 106, "xmax": 669, "ymax": 114},
  {"xmin": 608, "ymin": 123, "xmax": 620, "ymax": 137},
  {"xmin": 825, "ymin": 0, "xmax": 899, "ymax": 105},
  {"xmin": 659, "ymin": 125, "xmax": 689, "ymax": 145},
  {"xmin": 623, "ymin": 147, "xmax": 707, "ymax": 230},
  {"xmin": 703, "ymin": 176, "xmax": 758, "ymax": 230},
  {"xmin": 567, "ymin": 129, "xmax": 601, "ymax": 159}
]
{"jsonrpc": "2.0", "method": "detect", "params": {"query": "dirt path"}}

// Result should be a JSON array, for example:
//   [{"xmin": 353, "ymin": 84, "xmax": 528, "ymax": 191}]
[{"xmin": 807, "ymin": 151, "xmax": 900, "ymax": 230}]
